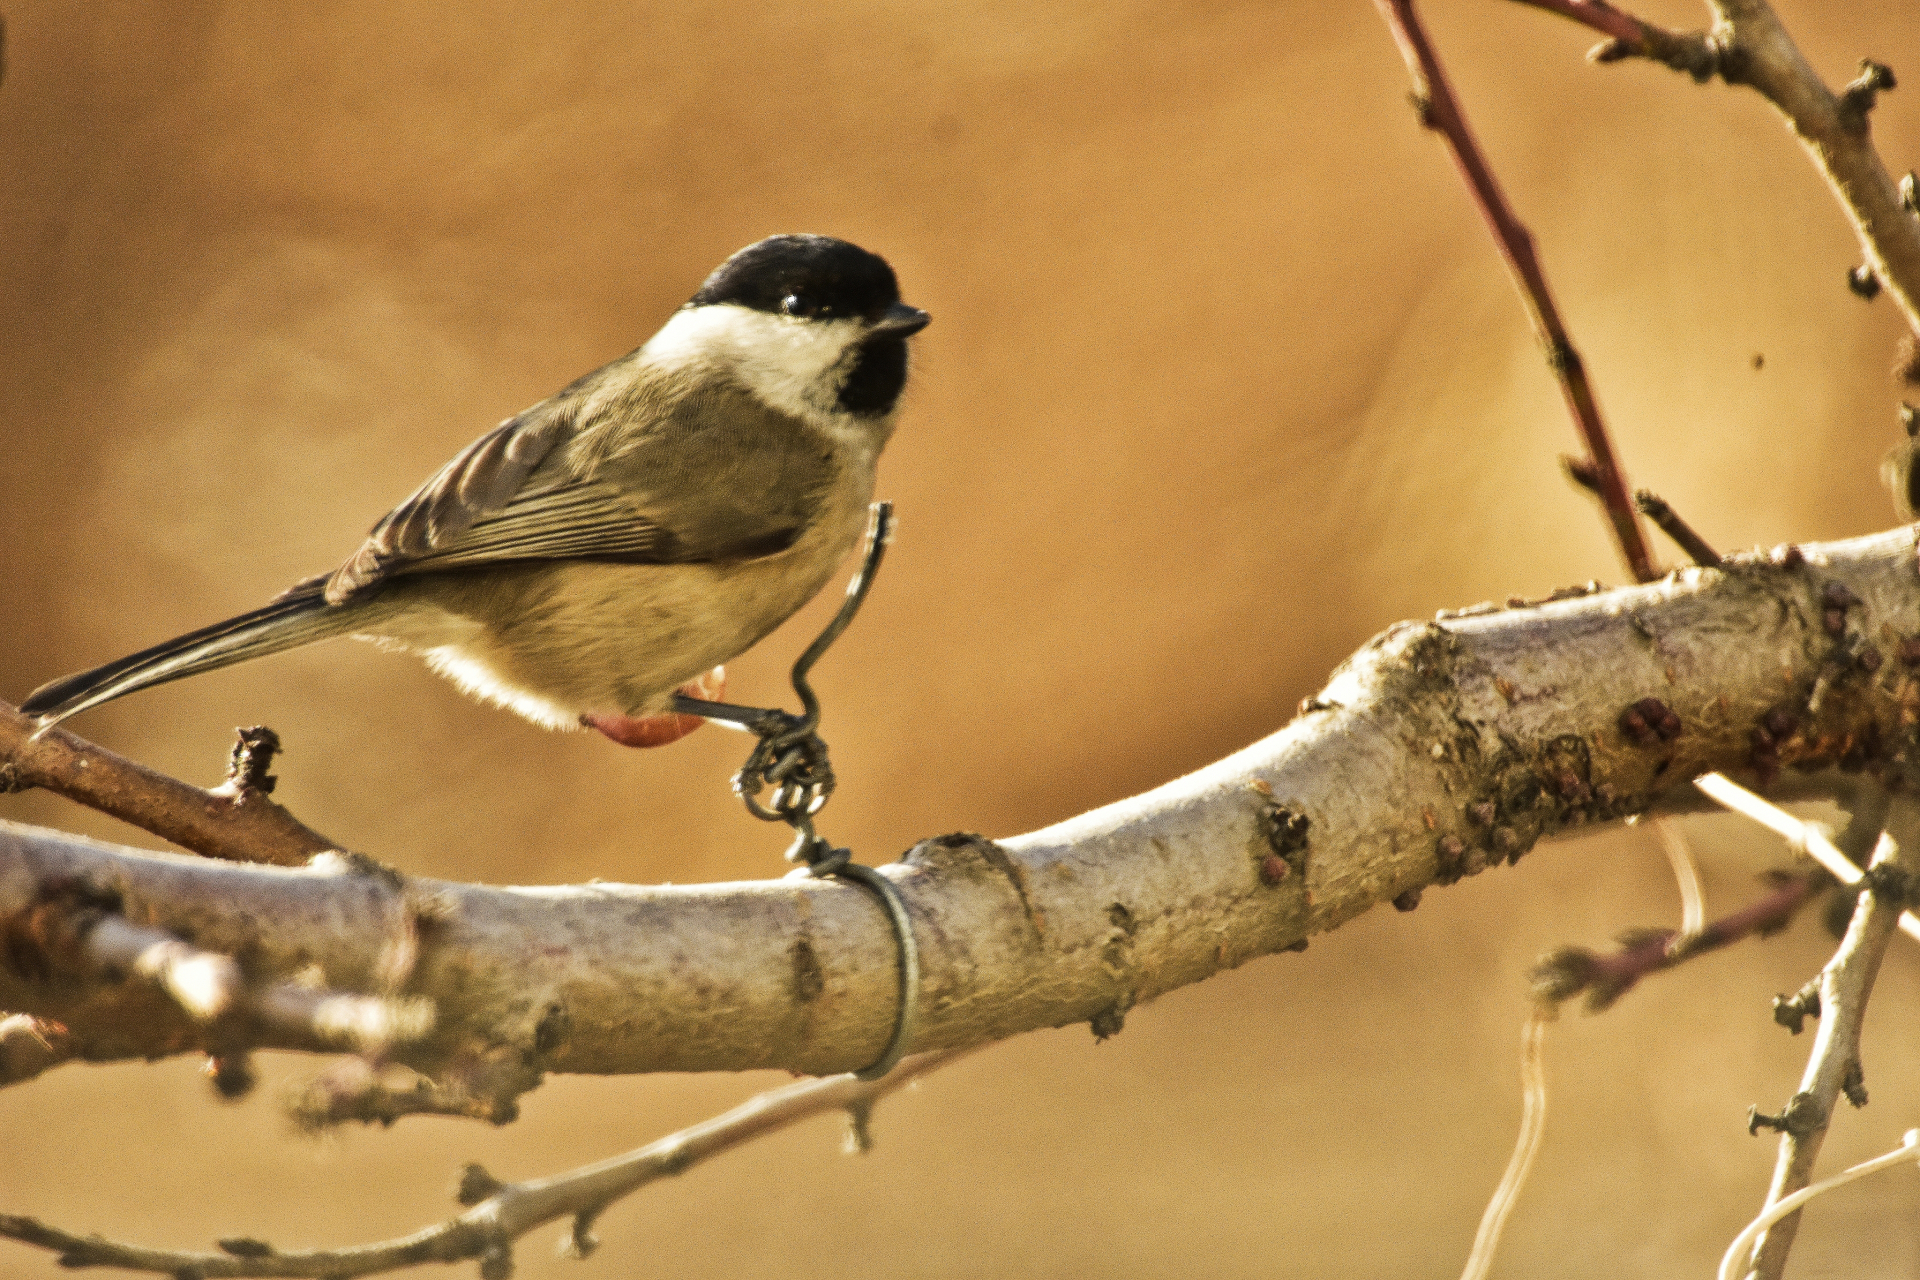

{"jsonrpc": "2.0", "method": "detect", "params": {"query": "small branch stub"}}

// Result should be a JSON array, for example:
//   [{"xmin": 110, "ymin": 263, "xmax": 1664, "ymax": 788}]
[
  {"xmin": 1837, "ymin": 59, "xmax": 1897, "ymax": 132},
  {"xmin": 219, "ymin": 726, "xmax": 282, "ymax": 796},
  {"xmin": 1634, "ymin": 491, "xmax": 1723, "ymax": 567}
]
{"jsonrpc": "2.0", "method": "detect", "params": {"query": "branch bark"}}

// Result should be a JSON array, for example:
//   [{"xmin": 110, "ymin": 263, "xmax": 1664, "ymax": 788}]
[{"xmin": 3, "ymin": 526, "xmax": 1916, "ymax": 1092}]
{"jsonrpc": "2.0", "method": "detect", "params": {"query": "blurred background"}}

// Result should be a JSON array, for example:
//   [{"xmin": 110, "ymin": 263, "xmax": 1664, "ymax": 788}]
[{"xmin": 3, "ymin": 1, "xmax": 1920, "ymax": 1275}]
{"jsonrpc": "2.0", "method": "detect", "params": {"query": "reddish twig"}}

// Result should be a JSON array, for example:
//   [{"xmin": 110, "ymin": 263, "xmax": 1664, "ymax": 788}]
[
  {"xmin": 1374, "ymin": 0, "xmax": 1659, "ymax": 584},
  {"xmin": 1530, "ymin": 870, "xmax": 1826, "ymax": 1012},
  {"xmin": 0, "ymin": 702, "xmax": 335, "ymax": 866},
  {"xmin": 1513, "ymin": 0, "xmax": 1920, "ymax": 344},
  {"xmin": 1507, "ymin": 0, "xmax": 1720, "ymax": 78},
  {"xmin": 1635, "ymin": 490, "xmax": 1724, "ymax": 567}
]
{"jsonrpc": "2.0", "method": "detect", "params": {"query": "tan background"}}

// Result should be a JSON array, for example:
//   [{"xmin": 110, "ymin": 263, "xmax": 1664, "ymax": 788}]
[{"xmin": 5, "ymin": 1, "xmax": 1920, "ymax": 1275}]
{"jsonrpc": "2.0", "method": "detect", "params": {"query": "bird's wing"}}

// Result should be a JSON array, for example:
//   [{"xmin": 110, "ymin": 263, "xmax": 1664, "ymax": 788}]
[{"xmin": 323, "ymin": 364, "xmax": 836, "ymax": 604}]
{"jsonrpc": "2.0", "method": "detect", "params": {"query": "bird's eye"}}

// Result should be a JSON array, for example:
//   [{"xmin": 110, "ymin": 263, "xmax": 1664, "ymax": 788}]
[{"xmin": 781, "ymin": 293, "xmax": 818, "ymax": 318}]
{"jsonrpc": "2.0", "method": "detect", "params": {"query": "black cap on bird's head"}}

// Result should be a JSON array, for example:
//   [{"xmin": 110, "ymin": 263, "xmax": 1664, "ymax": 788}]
[
  {"xmin": 692, "ymin": 235, "xmax": 931, "ymax": 417},
  {"xmin": 691, "ymin": 235, "xmax": 930, "ymax": 337}
]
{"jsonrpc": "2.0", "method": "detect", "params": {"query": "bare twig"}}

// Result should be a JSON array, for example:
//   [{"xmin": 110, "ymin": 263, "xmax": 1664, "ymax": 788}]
[
  {"xmin": 1734, "ymin": 795, "xmax": 1920, "ymax": 1279},
  {"xmin": 0, "ymin": 1048, "xmax": 969, "ymax": 1279},
  {"xmin": 1374, "ymin": 0, "xmax": 1659, "ymax": 583},
  {"xmin": 1635, "ymin": 491, "xmax": 1724, "ymax": 568},
  {"xmin": 1506, "ymin": 0, "xmax": 1719, "ymax": 78},
  {"xmin": 1460, "ymin": 1007, "xmax": 1552, "ymax": 1280},
  {"xmin": 1530, "ymin": 869, "xmax": 1824, "ymax": 1012},
  {"xmin": 97, "ymin": 917, "xmax": 429, "ymax": 1047},
  {"xmin": 288, "ymin": 1049, "xmax": 545, "ymax": 1130},
  {"xmin": 0, "ymin": 704, "xmax": 336, "ymax": 865},
  {"xmin": 1719, "ymin": 13, "xmax": 1920, "ymax": 340},
  {"xmin": 1721, "ymin": 1128, "xmax": 1920, "ymax": 1280},
  {"xmin": 213, "ymin": 726, "xmax": 285, "ymax": 798},
  {"xmin": 1694, "ymin": 773, "xmax": 1920, "ymax": 944},
  {"xmin": 1560, "ymin": 454, "xmax": 1603, "ymax": 497},
  {"xmin": 1513, "ymin": 0, "xmax": 1920, "ymax": 340},
  {"xmin": 1, "ymin": 879, "xmax": 431, "ymax": 1086}
]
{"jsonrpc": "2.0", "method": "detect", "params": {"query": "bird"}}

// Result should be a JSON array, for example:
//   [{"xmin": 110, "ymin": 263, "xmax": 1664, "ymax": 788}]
[{"xmin": 21, "ymin": 234, "xmax": 930, "ymax": 748}]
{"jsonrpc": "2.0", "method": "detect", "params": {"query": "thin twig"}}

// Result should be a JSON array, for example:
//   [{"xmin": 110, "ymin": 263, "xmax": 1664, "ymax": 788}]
[
  {"xmin": 287, "ymin": 1051, "xmax": 544, "ymax": 1131},
  {"xmin": 1530, "ymin": 870, "xmax": 1824, "ymax": 1012},
  {"xmin": 1720, "ymin": 1128, "xmax": 1920, "ymax": 1280},
  {"xmin": 3, "ymin": 884, "xmax": 431, "ymax": 1078},
  {"xmin": 1459, "ymin": 1007, "xmax": 1552, "ymax": 1280},
  {"xmin": 1507, "ymin": 0, "xmax": 1719, "ymax": 77},
  {"xmin": 1636, "ymin": 491, "xmax": 1724, "ymax": 568},
  {"xmin": 1560, "ymin": 455, "xmax": 1603, "ymax": 498},
  {"xmin": 1743, "ymin": 823, "xmax": 1911, "ymax": 1278},
  {"xmin": 0, "ymin": 1048, "xmax": 971, "ymax": 1279},
  {"xmin": 213, "ymin": 726, "xmax": 285, "ymax": 798},
  {"xmin": 1512, "ymin": 0, "xmax": 1920, "ymax": 341},
  {"xmin": 1693, "ymin": 773, "xmax": 1920, "ymax": 944},
  {"xmin": 0, "ymin": 704, "xmax": 335, "ymax": 865},
  {"xmin": 1693, "ymin": 779, "xmax": 1920, "ymax": 1280},
  {"xmin": 1373, "ymin": 0, "xmax": 1658, "ymax": 583}
]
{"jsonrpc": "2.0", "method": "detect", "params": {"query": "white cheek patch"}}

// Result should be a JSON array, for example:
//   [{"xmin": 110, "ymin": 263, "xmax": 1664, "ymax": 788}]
[{"xmin": 641, "ymin": 304, "xmax": 863, "ymax": 427}]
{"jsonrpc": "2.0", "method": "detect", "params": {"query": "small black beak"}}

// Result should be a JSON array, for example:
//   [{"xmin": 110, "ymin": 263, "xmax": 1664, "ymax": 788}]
[{"xmin": 868, "ymin": 302, "xmax": 931, "ymax": 338}]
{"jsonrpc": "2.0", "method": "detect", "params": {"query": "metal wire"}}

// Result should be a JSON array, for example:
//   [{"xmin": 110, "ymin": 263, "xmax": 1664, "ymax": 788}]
[{"xmin": 674, "ymin": 502, "xmax": 918, "ymax": 1079}]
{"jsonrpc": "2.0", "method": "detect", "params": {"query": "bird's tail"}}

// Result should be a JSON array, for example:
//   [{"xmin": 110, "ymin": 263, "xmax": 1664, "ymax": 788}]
[{"xmin": 20, "ymin": 581, "xmax": 367, "ymax": 733}]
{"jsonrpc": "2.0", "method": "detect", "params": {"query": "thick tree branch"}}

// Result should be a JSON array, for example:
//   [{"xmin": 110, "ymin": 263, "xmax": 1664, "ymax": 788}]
[
  {"xmin": 0, "ymin": 1048, "xmax": 966, "ymax": 1279},
  {"xmin": 1376, "ymin": 0, "xmax": 1659, "ymax": 583},
  {"xmin": 3, "ymin": 879, "xmax": 430, "ymax": 1063},
  {"xmin": 1513, "ymin": 0, "xmax": 1920, "ymax": 341},
  {"xmin": 0, "ymin": 707, "xmax": 337, "ymax": 865},
  {"xmin": 2, "ymin": 527, "xmax": 1916, "ymax": 1094}
]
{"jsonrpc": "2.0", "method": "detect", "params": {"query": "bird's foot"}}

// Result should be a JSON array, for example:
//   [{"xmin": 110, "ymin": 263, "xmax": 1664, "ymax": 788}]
[{"xmin": 581, "ymin": 666, "xmax": 726, "ymax": 748}]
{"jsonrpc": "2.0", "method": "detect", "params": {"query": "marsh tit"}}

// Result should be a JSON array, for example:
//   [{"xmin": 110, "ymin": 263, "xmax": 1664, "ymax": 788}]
[{"xmin": 22, "ymin": 235, "xmax": 930, "ymax": 747}]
